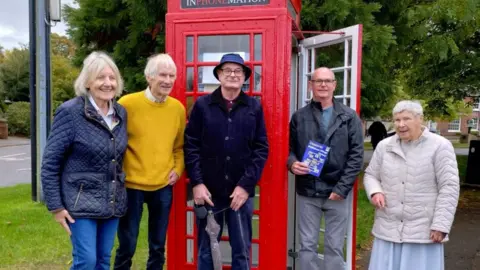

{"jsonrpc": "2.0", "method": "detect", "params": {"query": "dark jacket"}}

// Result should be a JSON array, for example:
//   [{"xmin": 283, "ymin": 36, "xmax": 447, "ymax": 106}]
[
  {"xmin": 287, "ymin": 100, "xmax": 364, "ymax": 198},
  {"xmin": 184, "ymin": 88, "xmax": 269, "ymax": 199},
  {"xmin": 41, "ymin": 96, "xmax": 128, "ymax": 219}
]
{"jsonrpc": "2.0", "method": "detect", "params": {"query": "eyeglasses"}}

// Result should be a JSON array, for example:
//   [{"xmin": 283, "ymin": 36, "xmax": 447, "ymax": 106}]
[
  {"xmin": 221, "ymin": 68, "xmax": 244, "ymax": 76},
  {"xmin": 311, "ymin": 79, "xmax": 335, "ymax": 85}
]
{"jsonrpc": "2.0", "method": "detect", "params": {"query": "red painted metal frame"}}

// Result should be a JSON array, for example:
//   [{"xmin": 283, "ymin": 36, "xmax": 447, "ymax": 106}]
[{"xmin": 166, "ymin": 8, "xmax": 292, "ymax": 269}]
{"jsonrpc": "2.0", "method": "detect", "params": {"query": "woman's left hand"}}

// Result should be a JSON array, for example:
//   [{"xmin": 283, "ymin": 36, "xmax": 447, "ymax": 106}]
[{"xmin": 430, "ymin": 230, "xmax": 446, "ymax": 243}]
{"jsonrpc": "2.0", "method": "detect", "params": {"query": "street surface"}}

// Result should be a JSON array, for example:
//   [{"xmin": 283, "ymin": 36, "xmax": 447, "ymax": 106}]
[{"xmin": 0, "ymin": 144, "xmax": 31, "ymax": 187}]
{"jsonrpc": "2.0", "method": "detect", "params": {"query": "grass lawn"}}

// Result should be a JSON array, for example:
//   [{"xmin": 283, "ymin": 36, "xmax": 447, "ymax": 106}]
[
  {"xmin": 0, "ymin": 155, "xmax": 469, "ymax": 269},
  {"xmin": 0, "ymin": 184, "xmax": 150, "ymax": 270},
  {"xmin": 364, "ymin": 142, "xmax": 373, "ymax": 150}
]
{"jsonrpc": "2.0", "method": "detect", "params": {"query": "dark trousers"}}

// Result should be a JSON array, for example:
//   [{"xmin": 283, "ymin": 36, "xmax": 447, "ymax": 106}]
[
  {"xmin": 197, "ymin": 198, "xmax": 253, "ymax": 270},
  {"xmin": 113, "ymin": 186, "xmax": 173, "ymax": 270}
]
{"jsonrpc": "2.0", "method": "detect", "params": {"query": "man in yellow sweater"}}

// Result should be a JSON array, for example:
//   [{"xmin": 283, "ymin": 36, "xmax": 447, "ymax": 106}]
[{"xmin": 114, "ymin": 54, "xmax": 185, "ymax": 270}]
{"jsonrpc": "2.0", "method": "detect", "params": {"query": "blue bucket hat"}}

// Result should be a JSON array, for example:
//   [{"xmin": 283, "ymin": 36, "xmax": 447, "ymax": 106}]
[{"xmin": 213, "ymin": 53, "xmax": 252, "ymax": 81}]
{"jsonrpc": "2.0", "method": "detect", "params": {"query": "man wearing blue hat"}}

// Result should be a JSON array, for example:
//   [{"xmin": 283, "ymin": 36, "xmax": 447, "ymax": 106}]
[{"xmin": 184, "ymin": 53, "xmax": 269, "ymax": 269}]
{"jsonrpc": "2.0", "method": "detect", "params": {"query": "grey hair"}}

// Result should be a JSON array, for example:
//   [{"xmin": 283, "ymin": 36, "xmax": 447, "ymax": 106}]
[
  {"xmin": 74, "ymin": 51, "xmax": 124, "ymax": 97},
  {"xmin": 392, "ymin": 100, "xmax": 424, "ymax": 116},
  {"xmin": 144, "ymin": 53, "xmax": 177, "ymax": 79}
]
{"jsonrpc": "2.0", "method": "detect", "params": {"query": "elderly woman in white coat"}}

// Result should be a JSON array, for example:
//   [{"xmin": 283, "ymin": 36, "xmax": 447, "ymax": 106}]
[{"xmin": 364, "ymin": 100, "xmax": 460, "ymax": 270}]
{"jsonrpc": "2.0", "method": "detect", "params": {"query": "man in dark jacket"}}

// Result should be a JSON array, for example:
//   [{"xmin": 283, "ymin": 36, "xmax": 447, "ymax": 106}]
[
  {"xmin": 288, "ymin": 67, "xmax": 364, "ymax": 270},
  {"xmin": 184, "ymin": 53, "xmax": 269, "ymax": 270}
]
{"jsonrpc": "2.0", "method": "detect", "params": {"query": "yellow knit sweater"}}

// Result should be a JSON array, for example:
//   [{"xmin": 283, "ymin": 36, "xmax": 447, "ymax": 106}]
[{"xmin": 118, "ymin": 91, "xmax": 186, "ymax": 191}]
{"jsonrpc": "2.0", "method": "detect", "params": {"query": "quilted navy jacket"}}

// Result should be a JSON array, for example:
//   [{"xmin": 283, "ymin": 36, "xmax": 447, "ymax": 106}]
[
  {"xmin": 184, "ymin": 88, "xmax": 269, "ymax": 199},
  {"xmin": 41, "ymin": 96, "xmax": 128, "ymax": 219}
]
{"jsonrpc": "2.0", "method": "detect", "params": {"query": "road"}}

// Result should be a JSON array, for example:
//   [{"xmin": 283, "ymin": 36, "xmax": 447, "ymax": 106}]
[{"xmin": 0, "ymin": 144, "xmax": 31, "ymax": 187}]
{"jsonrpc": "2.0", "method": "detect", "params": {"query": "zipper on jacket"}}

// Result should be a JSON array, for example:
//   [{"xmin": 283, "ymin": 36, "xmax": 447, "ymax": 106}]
[
  {"xmin": 73, "ymin": 183, "xmax": 84, "ymax": 210},
  {"xmin": 111, "ymin": 135, "xmax": 117, "ymax": 216}
]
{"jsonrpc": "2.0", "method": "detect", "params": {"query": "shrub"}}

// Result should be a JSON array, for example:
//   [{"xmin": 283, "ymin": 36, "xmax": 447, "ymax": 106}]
[
  {"xmin": 6, "ymin": 102, "xmax": 30, "ymax": 136},
  {"xmin": 0, "ymin": 102, "xmax": 7, "ymax": 116}
]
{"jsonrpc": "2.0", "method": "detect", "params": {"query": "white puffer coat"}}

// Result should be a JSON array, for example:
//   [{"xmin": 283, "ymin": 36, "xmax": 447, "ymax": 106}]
[{"xmin": 364, "ymin": 128, "xmax": 460, "ymax": 243}]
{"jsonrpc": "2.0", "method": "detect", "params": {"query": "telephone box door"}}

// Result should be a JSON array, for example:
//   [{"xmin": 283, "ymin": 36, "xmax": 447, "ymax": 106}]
[{"xmin": 288, "ymin": 24, "xmax": 363, "ymax": 270}]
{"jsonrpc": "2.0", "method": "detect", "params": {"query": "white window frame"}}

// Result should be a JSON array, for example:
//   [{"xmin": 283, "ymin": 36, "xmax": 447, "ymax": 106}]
[
  {"xmin": 448, "ymin": 118, "xmax": 461, "ymax": 132},
  {"xmin": 473, "ymin": 98, "xmax": 480, "ymax": 112},
  {"xmin": 471, "ymin": 118, "xmax": 479, "ymax": 132}
]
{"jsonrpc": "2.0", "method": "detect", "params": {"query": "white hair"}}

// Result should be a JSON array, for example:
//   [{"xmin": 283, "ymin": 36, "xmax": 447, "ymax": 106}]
[
  {"xmin": 392, "ymin": 100, "xmax": 424, "ymax": 116},
  {"xmin": 144, "ymin": 53, "xmax": 177, "ymax": 79},
  {"xmin": 74, "ymin": 51, "xmax": 124, "ymax": 97}
]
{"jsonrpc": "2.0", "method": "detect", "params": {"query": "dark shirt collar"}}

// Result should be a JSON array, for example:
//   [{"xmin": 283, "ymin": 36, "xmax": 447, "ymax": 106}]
[
  {"xmin": 310, "ymin": 98, "xmax": 343, "ymax": 114},
  {"xmin": 210, "ymin": 87, "xmax": 248, "ymax": 106},
  {"xmin": 310, "ymin": 100, "xmax": 324, "ymax": 111}
]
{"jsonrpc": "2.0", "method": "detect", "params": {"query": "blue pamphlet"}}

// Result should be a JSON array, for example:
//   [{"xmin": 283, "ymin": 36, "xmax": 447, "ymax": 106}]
[{"xmin": 301, "ymin": 140, "xmax": 330, "ymax": 177}]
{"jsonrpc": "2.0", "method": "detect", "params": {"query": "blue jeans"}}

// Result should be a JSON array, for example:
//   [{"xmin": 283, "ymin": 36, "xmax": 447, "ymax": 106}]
[
  {"xmin": 197, "ymin": 198, "xmax": 253, "ymax": 270},
  {"xmin": 69, "ymin": 218, "xmax": 119, "ymax": 270},
  {"xmin": 114, "ymin": 186, "xmax": 173, "ymax": 270}
]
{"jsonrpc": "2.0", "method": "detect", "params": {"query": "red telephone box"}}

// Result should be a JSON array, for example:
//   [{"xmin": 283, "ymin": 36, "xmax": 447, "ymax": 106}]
[{"xmin": 165, "ymin": 0, "xmax": 363, "ymax": 268}]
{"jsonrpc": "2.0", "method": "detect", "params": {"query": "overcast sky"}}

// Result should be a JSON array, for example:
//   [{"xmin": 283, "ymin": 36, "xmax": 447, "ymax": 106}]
[{"xmin": 0, "ymin": 0, "xmax": 76, "ymax": 50}]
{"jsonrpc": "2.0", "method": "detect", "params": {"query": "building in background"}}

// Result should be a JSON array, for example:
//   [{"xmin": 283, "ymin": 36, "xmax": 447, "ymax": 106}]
[{"xmin": 430, "ymin": 97, "xmax": 480, "ymax": 141}]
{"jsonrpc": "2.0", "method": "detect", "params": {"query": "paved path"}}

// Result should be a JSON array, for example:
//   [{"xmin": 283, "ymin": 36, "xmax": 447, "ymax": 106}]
[
  {"xmin": 0, "ymin": 136, "xmax": 30, "ymax": 148},
  {"xmin": 0, "ymin": 137, "xmax": 31, "ymax": 187},
  {"xmin": 0, "ymin": 144, "xmax": 31, "ymax": 187}
]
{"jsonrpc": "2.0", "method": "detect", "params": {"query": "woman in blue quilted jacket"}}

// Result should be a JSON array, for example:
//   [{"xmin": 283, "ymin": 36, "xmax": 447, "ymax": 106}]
[{"xmin": 41, "ymin": 51, "xmax": 128, "ymax": 270}]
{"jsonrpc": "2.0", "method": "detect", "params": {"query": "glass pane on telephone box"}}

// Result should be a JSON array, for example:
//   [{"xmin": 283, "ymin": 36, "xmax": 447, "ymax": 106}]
[{"xmin": 197, "ymin": 35, "xmax": 251, "ymax": 92}]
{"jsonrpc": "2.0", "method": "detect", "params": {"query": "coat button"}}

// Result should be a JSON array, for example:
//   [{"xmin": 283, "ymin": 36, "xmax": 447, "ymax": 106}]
[
  {"xmin": 112, "ymin": 159, "xmax": 116, "ymax": 162},
  {"xmin": 225, "ymin": 136, "xmax": 229, "ymax": 140},
  {"xmin": 110, "ymin": 200, "xmax": 114, "ymax": 204},
  {"xmin": 228, "ymin": 118, "xmax": 232, "ymax": 122},
  {"xmin": 112, "ymin": 180, "xmax": 115, "ymax": 183},
  {"xmin": 111, "ymin": 138, "xmax": 114, "ymax": 141},
  {"xmin": 226, "ymin": 156, "xmax": 230, "ymax": 160},
  {"xmin": 225, "ymin": 175, "xmax": 229, "ymax": 180}
]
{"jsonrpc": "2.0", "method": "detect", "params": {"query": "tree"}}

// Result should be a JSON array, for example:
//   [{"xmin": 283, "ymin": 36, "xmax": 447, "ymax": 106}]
[
  {"xmin": 372, "ymin": 0, "xmax": 480, "ymax": 119},
  {"xmin": 51, "ymin": 54, "xmax": 80, "ymax": 102},
  {"xmin": 64, "ymin": 0, "xmax": 167, "ymax": 92},
  {"xmin": 0, "ymin": 45, "xmax": 5, "ymax": 63},
  {"xmin": 0, "ymin": 45, "xmax": 5, "ymax": 105},
  {"xmin": 50, "ymin": 33, "xmax": 76, "ymax": 58},
  {"xmin": 64, "ymin": 0, "xmax": 480, "ymax": 118},
  {"xmin": 0, "ymin": 47, "xmax": 30, "ymax": 102},
  {"xmin": 377, "ymin": 80, "xmax": 472, "ymax": 121},
  {"xmin": 0, "ymin": 41, "xmax": 78, "ymax": 105}
]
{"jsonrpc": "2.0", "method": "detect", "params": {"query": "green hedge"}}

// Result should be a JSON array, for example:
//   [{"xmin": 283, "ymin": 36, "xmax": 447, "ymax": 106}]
[{"xmin": 6, "ymin": 102, "xmax": 31, "ymax": 136}]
